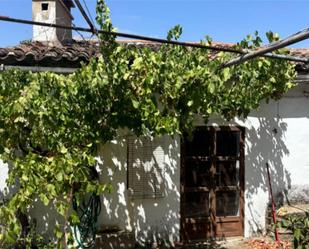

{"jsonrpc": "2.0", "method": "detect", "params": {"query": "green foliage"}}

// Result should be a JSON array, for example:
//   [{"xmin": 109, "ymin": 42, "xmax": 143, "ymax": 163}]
[
  {"xmin": 279, "ymin": 211, "xmax": 309, "ymax": 249},
  {"xmin": 0, "ymin": 217, "xmax": 54, "ymax": 249},
  {"xmin": 0, "ymin": 0, "xmax": 296, "ymax": 248}
]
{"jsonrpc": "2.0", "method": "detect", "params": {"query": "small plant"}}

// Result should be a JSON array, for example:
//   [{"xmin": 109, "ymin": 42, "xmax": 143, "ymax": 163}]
[
  {"xmin": 279, "ymin": 210, "xmax": 309, "ymax": 249},
  {"xmin": 0, "ymin": 212, "xmax": 54, "ymax": 249},
  {"xmin": 19, "ymin": 39, "xmax": 33, "ymax": 45},
  {"xmin": 17, "ymin": 225, "xmax": 55, "ymax": 249}
]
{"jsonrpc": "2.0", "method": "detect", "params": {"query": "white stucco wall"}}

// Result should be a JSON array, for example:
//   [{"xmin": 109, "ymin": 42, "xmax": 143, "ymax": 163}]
[
  {"xmin": 96, "ymin": 135, "xmax": 181, "ymax": 246},
  {"xmin": 32, "ymin": 0, "xmax": 72, "ymax": 44},
  {"xmin": 96, "ymin": 82, "xmax": 309, "ymax": 243},
  {"xmin": 0, "ymin": 161, "xmax": 9, "ymax": 202},
  {"xmin": 0, "ymin": 82, "xmax": 309, "ymax": 244},
  {"xmin": 33, "ymin": 1, "xmax": 57, "ymax": 43},
  {"xmin": 242, "ymin": 90, "xmax": 309, "ymax": 237}
]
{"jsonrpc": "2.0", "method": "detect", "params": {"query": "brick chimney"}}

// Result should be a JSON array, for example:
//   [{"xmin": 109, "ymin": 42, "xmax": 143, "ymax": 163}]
[{"xmin": 32, "ymin": 0, "xmax": 75, "ymax": 45}]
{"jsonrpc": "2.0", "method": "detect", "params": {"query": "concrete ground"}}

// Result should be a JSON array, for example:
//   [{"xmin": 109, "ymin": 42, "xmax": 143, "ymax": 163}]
[
  {"xmin": 95, "ymin": 232, "xmax": 292, "ymax": 249},
  {"xmin": 216, "ymin": 237, "xmax": 250, "ymax": 249}
]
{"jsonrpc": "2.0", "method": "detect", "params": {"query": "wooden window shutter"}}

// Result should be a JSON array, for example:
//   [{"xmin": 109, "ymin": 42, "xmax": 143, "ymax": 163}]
[{"xmin": 127, "ymin": 136, "xmax": 165, "ymax": 198}]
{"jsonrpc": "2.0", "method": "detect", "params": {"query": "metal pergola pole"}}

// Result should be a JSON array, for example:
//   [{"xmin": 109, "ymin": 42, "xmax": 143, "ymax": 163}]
[
  {"xmin": 223, "ymin": 27, "xmax": 309, "ymax": 68},
  {"xmin": 73, "ymin": 0, "xmax": 97, "ymax": 34},
  {"xmin": 0, "ymin": 15, "xmax": 309, "ymax": 64}
]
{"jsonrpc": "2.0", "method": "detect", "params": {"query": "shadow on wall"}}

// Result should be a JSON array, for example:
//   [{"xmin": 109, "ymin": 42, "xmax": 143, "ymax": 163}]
[
  {"xmin": 0, "ymin": 161, "xmax": 63, "ymax": 240},
  {"xmin": 96, "ymin": 135, "xmax": 181, "ymax": 247},
  {"xmin": 244, "ymin": 93, "xmax": 309, "ymax": 235},
  {"xmin": 28, "ymin": 198, "xmax": 63, "ymax": 239},
  {"xmin": 245, "ymin": 115, "xmax": 290, "ymax": 235},
  {"xmin": 0, "ymin": 135, "xmax": 180, "ymax": 247}
]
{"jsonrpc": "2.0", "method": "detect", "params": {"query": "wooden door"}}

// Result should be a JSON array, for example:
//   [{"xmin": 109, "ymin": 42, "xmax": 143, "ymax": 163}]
[{"xmin": 181, "ymin": 126, "xmax": 244, "ymax": 241}]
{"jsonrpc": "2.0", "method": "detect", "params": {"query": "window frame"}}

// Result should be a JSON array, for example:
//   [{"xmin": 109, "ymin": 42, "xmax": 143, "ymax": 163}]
[{"xmin": 127, "ymin": 136, "xmax": 166, "ymax": 199}]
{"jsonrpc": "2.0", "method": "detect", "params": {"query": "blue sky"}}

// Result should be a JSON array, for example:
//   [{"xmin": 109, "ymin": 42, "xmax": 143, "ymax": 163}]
[{"xmin": 1, "ymin": 0, "xmax": 309, "ymax": 47}]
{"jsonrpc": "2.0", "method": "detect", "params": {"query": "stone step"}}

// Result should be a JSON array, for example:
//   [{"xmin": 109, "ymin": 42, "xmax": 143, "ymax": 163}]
[{"xmin": 95, "ymin": 231, "xmax": 135, "ymax": 249}]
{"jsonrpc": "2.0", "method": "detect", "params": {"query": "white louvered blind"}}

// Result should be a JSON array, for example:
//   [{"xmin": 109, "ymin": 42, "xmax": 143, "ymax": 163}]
[{"xmin": 127, "ymin": 136, "xmax": 165, "ymax": 199}]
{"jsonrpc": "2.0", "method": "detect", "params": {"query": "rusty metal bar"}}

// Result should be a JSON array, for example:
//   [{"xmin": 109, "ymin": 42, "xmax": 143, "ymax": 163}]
[
  {"xmin": 0, "ymin": 15, "xmax": 309, "ymax": 63},
  {"xmin": 223, "ymin": 27, "xmax": 309, "ymax": 67},
  {"xmin": 73, "ymin": 0, "xmax": 97, "ymax": 34}
]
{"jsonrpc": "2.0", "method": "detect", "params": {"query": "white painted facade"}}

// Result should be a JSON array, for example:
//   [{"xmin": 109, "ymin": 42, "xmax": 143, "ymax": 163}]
[
  {"xmin": 94, "ymin": 81, "xmax": 309, "ymax": 245},
  {"xmin": 96, "ymin": 135, "xmax": 181, "ymax": 246},
  {"xmin": 1, "ymin": 82, "xmax": 309, "ymax": 246},
  {"xmin": 0, "ymin": 0, "xmax": 305, "ymax": 246}
]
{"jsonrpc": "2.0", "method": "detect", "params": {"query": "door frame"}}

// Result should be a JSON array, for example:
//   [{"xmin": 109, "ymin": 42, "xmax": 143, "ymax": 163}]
[{"xmin": 180, "ymin": 126, "xmax": 245, "ymax": 241}]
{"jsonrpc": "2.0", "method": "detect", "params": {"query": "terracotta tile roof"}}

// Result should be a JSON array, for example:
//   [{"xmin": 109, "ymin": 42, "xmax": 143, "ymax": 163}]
[
  {"xmin": 0, "ymin": 41, "xmax": 99, "ymax": 68},
  {"xmin": 0, "ymin": 40, "xmax": 164, "ymax": 68},
  {"xmin": 289, "ymin": 48, "xmax": 309, "ymax": 58},
  {"xmin": 290, "ymin": 48, "xmax": 309, "ymax": 72},
  {"xmin": 1, "ymin": 40, "xmax": 309, "ymax": 71}
]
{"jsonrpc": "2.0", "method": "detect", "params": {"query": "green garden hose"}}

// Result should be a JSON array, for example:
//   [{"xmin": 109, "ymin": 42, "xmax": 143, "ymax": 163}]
[{"xmin": 72, "ymin": 193, "xmax": 101, "ymax": 248}]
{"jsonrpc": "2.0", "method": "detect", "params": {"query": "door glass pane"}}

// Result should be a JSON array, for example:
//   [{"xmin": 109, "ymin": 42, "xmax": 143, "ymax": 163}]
[
  {"xmin": 217, "ymin": 130, "xmax": 240, "ymax": 157},
  {"xmin": 185, "ymin": 159, "xmax": 211, "ymax": 187},
  {"xmin": 216, "ymin": 161, "xmax": 239, "ymax": 187},
  {"xmin": 184, "ymin": 192, "xmax": 209, "ymax": 218},
  {"xmin": 216, "ymin": 191, "xmax": 240, "ymax": 217},
  {"xmin": 185, "ymin": 128, "xmax": 211, "ymax": 157}
]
